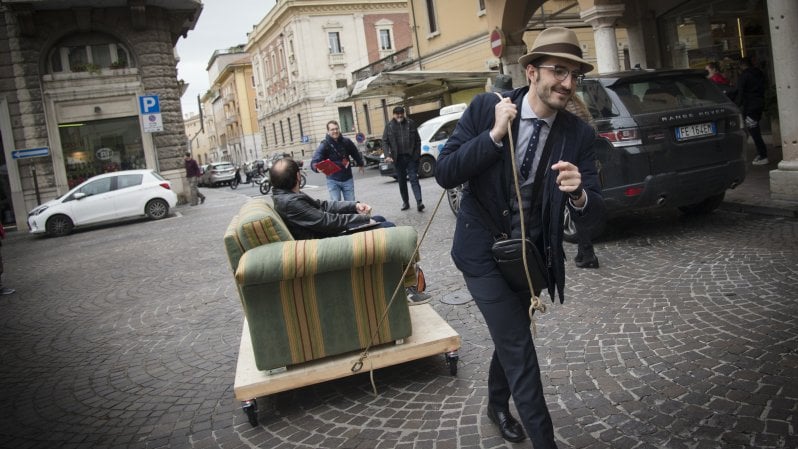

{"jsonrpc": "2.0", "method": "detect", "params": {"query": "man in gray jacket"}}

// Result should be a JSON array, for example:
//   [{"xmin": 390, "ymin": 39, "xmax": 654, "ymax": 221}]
[{"xmin": 382, "ymin": 106, "xmax": 424, "ymax": 212}]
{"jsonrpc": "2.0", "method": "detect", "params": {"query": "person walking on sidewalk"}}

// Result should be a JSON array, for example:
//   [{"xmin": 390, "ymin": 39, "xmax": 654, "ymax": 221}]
[
  {"xmin": 382, "ymin": 106, "xmax": 425, "ymax": 212},
  {"xmin": 735, "ymin": 57, "xmax": 769, "ymax": 165},
  {"xmin": 311, "ymin": 120, "xmax": 365, "ymax": 202},
  {"xmin": 184, "ymin": 152, "xmax": 205, "ymax": 206},
  {"xmin": 436, "ymin": 27, "xmax": 605, "ymax": 448}
]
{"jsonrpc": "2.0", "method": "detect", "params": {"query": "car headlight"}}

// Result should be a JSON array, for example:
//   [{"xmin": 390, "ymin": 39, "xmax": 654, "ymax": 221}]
[{"xmin": 29, "ymin": 205, "xmax": 48, "ymax": 216}]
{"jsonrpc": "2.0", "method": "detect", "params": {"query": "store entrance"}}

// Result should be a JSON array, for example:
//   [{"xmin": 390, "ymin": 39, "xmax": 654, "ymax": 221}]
[{"xmin": 58, "ymin": 116, "xmax": 146, "ymax": 188}]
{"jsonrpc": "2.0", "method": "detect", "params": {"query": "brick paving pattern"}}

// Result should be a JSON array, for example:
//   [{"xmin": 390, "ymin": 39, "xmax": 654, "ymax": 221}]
[{"xmin": 0, "ymin": 171, "xmax": 796, "ymax": 449}]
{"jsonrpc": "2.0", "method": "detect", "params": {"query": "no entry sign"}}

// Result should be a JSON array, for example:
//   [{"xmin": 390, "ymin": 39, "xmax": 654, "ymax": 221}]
[{"xmin": 490, "ymin": 28, "xmax": 504, "ymax": 58}]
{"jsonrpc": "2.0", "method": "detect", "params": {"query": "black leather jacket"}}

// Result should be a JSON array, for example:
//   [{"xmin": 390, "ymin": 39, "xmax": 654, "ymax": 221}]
[{"xmin": 272, "ymin": 188, "xmax": 369, "ymax": 239}]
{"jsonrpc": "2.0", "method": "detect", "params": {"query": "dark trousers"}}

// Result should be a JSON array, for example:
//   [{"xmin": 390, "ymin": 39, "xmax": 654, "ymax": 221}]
[
  {"xmin": 464, "ymin": 269, "xmax": 558, "ymax": 449},
  {"xmin": 394, "ymin": 154, "xmax": 422, "ymax": 205},
  {"xmin": 745, "ymin": 109, "xmax": 768, "ymax": 158},
  {"xmin": 576, "ymin": 222, "xmax": 595, "ymax": 256}
]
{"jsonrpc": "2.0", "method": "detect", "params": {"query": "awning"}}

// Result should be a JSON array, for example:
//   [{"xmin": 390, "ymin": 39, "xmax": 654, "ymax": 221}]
[
  {"xmin": 323, "ymin": 86, "xmax": 352, "ymax": 105},
  {"xmin": 347, "ymin": 70, "xmax": 496, "ymax": 104}
]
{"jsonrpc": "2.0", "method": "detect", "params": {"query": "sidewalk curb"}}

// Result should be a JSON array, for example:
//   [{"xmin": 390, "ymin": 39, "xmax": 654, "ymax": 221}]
[{"xmin": 720, "ymin": 201, "xmax": 798, "ymax": 218}]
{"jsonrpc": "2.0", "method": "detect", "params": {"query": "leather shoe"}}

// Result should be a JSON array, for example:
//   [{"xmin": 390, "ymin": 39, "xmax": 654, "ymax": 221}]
[
  {"xmin": 417, "ymin": 203, "xmax": 425, "ymax": 212},
  {"xmin": 575, "ymin": 252, "xmax": 599, "ymax": 268},
  {"xmin": 487, "ymin": 405, "xmax": 526, "ymax": 443},
  {"xmin": 401, "ymin": 203, "xmax": 410, "ymax": 211}
]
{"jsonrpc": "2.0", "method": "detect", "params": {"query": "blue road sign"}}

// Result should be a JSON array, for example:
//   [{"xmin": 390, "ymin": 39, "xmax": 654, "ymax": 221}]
[
  {"xmin": 12, "ymin": 147, "xmax": 49, "ymax": 159},
  {"xmin": 139, "ymin": 95, "xmax": 161, "ymax": 114}
]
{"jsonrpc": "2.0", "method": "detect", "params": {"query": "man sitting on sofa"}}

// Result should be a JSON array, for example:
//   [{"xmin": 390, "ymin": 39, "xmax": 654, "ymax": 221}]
[{"xmin": 270, "ymin": 157, "xmax": 430, "ymax": 304}]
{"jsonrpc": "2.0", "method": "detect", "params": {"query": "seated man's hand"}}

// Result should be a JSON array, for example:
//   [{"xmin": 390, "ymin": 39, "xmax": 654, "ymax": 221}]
[{"xmin": 356, "ymin": 203, "xmax": 372, "ymax": 215}]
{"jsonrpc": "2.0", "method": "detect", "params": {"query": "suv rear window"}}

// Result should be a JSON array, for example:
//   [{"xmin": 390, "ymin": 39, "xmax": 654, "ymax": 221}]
[{"xmin": 608, "ymin": 75, "xmax": 730, "ymax": 114}]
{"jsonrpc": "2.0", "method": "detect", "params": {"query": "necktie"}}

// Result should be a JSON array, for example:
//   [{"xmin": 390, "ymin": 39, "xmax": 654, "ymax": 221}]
[{"xmin": 520, "ymin": 118, "xmax": 543, "ymax": 179}]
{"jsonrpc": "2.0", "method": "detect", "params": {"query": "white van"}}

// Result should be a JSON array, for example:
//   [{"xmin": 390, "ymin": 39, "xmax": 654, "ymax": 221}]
[{"xmin": 380, "ymin": 103, "xmax": 467, "ymax": 178}]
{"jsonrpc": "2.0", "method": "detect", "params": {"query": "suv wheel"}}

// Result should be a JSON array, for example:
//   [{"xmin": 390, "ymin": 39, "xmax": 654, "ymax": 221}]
[
  {"xmin": 678, "ymin": 192, "xmax": 725, "ymax": 215},
  {"xmin": 418, "ymin": 155, "xmax": 435, "ymax": 178}
]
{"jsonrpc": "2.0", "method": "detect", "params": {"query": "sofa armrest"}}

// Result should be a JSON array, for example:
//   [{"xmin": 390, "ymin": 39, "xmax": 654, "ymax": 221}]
[{"xmin": 235, "ymin": 226, "xmax": 418, "ymax": 286}]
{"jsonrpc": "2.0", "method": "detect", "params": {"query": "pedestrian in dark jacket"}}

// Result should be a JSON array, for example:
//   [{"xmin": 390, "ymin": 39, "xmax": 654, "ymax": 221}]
[
  {"xmin": 183, "ymin": 152, "xmax": 205, "ymax": 206},
  {"xmin": 735, "ymin": 57, "xmax": 769, "ymax": 165},
  {"xmin": 382, "ymin": 106, "xmax": 425, "ymax": 212},
  {"xmin": 436, "ymin": 27, "xmax": 605, "ymax": 448},
  {"xmin": 311, "ymin": 120, "xmax": 365, "ymax": 201}
]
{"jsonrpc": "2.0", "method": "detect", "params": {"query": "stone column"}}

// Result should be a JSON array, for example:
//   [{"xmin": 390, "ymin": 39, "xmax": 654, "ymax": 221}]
[
  {"xmin": 767, "ymin": 0, "xmax": 798, "ymax": 202},
  {"xmin": 581, "ymin": 4, "xmax": 625, "ymax": 74}
]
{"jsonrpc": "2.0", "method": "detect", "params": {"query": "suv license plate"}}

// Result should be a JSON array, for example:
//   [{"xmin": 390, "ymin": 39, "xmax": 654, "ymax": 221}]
[{"xmin": 675, "ymin": 122, "xmax": 716, "ymax": 141}]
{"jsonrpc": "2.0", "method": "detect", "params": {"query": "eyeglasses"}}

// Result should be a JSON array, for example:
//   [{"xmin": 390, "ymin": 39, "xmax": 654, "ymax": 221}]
[{"xmin": 536, "ymin": 65, "xmax": 584, "ymax": 85}]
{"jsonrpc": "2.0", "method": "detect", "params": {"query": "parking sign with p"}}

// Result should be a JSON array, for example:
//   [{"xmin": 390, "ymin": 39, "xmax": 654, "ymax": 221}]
[{"xmin": 139, "ymin": 94, "xmax": 163, "ymax": 132}]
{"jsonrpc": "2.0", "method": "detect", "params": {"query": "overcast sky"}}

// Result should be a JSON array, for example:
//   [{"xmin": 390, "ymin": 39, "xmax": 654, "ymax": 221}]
[{"xmin": 175, "ymin": 0, "xmax": 277, "ymax": 117}]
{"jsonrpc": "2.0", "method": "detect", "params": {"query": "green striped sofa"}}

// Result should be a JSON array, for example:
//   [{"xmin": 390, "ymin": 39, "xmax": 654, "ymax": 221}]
[{"xmin": 224, "ymin": 199, "xmax": 416, "ymax": 372}]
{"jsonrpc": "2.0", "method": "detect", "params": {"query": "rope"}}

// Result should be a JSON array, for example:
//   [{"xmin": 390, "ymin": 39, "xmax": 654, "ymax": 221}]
[
  {"xmin": 351, "ymin": 186, "xmax": 448, "ymax": 394},
  {"xmin": 497, "ymin": 93, "xmax": 547, "ymax": 335}
]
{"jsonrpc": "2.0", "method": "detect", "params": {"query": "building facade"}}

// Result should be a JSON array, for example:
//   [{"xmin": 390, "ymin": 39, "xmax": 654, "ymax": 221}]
[
  {"xmin": 0, "ymin": 0, "xmax": 202, "ymax": 230},
  {"xmin": 201, "ymin": 47, "xmax": 261, "ymax": 166},
  {"xmin": 246, "ymin": 0, "xmax": 411, "ymax": 158}
]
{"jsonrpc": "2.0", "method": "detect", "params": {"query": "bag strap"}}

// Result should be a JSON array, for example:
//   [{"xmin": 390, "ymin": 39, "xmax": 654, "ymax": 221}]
[{"xmin": 494, "ymin": 92, "xmax": 547, "ymax": 322}]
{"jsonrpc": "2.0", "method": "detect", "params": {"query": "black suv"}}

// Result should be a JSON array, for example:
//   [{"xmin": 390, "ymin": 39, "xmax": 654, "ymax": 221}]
[
  {"xmin": 446, "ymin": 69, "xmax": 747, "ymax": 241},
  {"xmin": 564, "ymin": 68, "xmax": 746, "ymax": 239}
]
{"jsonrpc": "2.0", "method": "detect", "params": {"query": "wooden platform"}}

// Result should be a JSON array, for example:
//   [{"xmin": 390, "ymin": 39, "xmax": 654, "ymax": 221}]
[{"xmin": 234, "ymin": 303, "xmax": 461, "ymax": 401}]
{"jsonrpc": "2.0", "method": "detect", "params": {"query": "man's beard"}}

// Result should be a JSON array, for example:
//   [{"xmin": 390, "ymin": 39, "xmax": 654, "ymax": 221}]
[{"xmin": 535, "ymin": 72, "xmax": 571, "ymax": 111}]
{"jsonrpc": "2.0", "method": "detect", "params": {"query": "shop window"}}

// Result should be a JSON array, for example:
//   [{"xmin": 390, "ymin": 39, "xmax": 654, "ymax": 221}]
[
  {"xmin": 48, "ymin": 32, "xmax": 134, "ymax": 73},
  {"xmin": 58, "ymin": 116, "xmax": 146, "ymax": 188}
]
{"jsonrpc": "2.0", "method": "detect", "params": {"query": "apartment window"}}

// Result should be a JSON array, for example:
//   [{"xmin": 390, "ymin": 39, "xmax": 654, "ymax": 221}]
[
  {"xmin": 379, "ymin": 29, "xmax": 393, "ymax": 51},
  {"xmin": 287, "ymin": 117, "xmax": 293, "ymax": 141},
  {"xmin": 279, "ymin": 120, "xmax": 285, "ymax": 144},
  {"xmin": 335, "ymin": 79, "xmax": 347, "ymax": 89},
  {"xmin": 478, "ymin": 0, "xmax": 486, "ymax": 13},
  {"xmin": 263, "ymin": 126, "xmax": 268, "ymax": 148},
  {"xmin": 338, "ymin": 107, "xmax": 354, "ymax": 133},
  {"xmin": 272, "ymin": 123, "xmax": 278, "ymax": 147},
  {"xmin": 328, "ymin": 32, "xmax": 342, "ymax": 54},
  {"xmin": 297, "ymin": 114, "xmax": 304, "ymax": 139},
  {"xmin": 381, "ymin": 99, "xmax": 389, "ymax": 124},
  {"xmin": 362, "ymin": 104, "xmax": 372, "ymax": 135},
  {"xmin": 425, "ymin": 0, "xmax": 438, "ymax": 34},
  {"xmin": 48, "ymin": 32, "xmax": 133, "ymax": 73}
]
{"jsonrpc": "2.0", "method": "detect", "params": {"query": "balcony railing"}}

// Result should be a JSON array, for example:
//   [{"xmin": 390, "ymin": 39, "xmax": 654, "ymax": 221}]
[
  {"xmin": 328, "ymin": 52, "xmax": 346, "ymax": 66},
  {"xmin": 352, "ymin": 46, "xmax": 414, "ymax": 81}
]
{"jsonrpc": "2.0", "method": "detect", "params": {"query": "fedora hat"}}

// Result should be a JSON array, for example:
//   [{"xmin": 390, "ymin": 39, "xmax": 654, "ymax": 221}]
[{"xmin": 518, "ymin": 27, "xmax": 594, "ymax": 74}]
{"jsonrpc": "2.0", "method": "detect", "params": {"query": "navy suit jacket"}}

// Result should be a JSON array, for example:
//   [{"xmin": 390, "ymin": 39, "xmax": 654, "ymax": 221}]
[{"xmin": 436, "ymin": 86, "xmax": 605, "ymax": 303}]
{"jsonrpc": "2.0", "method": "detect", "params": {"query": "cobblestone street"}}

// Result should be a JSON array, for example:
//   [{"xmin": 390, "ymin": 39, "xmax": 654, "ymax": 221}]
[{"xmin": 1, "ymin": 172, "xmax": 796, "ymax": 449}]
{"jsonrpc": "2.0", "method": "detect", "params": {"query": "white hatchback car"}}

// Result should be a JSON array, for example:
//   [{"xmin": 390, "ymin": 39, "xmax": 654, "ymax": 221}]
[{"xmin": 27, "ymin": 169, "xmax": 178, "ymax": 236}]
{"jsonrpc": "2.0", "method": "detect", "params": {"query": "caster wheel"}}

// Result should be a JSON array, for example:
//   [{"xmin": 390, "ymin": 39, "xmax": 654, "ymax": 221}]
[
  {"xmin": 242, "ymin": 399, "xmax": 258, "ymax": 427},
  {"xmin": 445, "ymin": 351, "xmax": 459, "ymax": 376}
]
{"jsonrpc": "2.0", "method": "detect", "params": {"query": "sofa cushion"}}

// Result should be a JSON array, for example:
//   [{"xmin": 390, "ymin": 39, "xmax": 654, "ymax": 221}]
[{"xmin": 224, "ymin": 199, "xmax": 293, "ymax": 272}]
